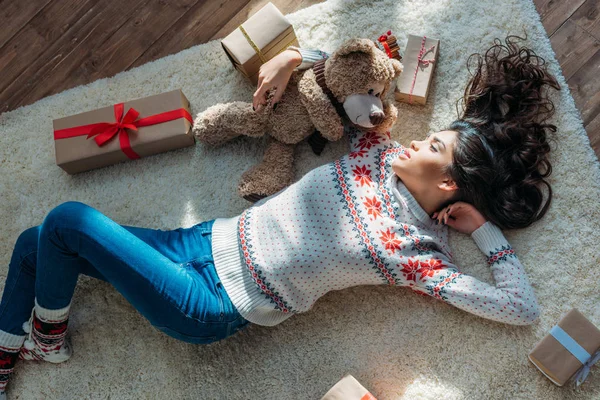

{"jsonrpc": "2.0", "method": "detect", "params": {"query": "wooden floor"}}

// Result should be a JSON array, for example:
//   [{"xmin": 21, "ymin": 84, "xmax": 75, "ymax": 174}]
[
  {"xmin": 1, "ymin": 0, "xmax": 598, "ymax": 160},
  {"xmin": 533, "ymin": 0, "xmax": 600, "ymax": 160}
]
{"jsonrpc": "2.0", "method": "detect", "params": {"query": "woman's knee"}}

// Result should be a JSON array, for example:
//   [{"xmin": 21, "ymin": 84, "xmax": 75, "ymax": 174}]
[{"xmin": 44, "ymin": 201, "xmax": 100, "ymax": 232}]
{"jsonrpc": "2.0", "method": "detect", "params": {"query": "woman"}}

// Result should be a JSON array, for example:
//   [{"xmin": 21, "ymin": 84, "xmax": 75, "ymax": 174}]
[{"xmin": 0, "ymin": 34, "xmax": 559, "ymax": 398}]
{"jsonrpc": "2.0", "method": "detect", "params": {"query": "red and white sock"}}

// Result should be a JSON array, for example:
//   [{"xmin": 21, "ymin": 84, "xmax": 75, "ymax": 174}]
[
  {"xmin": 20, "ymin": 298, "xmax": 72, "ymax": 363},
  {"xmin": 0, "ymin": 330, "xmax": 26, "ymax": 398}
]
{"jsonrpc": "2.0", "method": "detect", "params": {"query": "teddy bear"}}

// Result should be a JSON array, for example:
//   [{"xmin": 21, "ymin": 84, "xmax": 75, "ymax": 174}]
[{"xmin": 193, "ymin": 38, "xmax": 403, "ymax": 202}]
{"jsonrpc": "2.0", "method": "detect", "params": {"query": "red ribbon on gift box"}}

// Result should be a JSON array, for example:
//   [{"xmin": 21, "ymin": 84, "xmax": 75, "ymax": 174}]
[
  {"xmin": 378, "ymin": 31, "xmax": 393, "ymax": 59},
  {"xmin": 408, "ymin": 36, "xmax": 436, "ymax": 104},
  {"xmin": 53, "ymin": 103, "xmax": 193, "ymax": 159}
]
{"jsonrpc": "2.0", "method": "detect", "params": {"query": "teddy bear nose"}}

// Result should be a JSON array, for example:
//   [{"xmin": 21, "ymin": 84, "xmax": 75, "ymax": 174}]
[{"xmin": 369, "ymin": 112, "xmax": 385, "ymax": 126}]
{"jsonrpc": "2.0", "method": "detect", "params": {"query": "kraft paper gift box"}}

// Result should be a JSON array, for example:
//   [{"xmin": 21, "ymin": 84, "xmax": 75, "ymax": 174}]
[
  {"xmin": 394, "ymin": 34, "xmax": 440, "ymax": 105},
  {"xmin": 528, "ymin": 308, "xmax": 600, "ymax": 387},
  {"xmin": 53, "ymin": 89, "xmax": 194, "ymax": 174},
  {"xmin": 320, "ymin": 375, "xmax": 377, "ymax": 400},
  {"xmin": 221, "ymin": 2, "xmax": 300, "ymax": 85}
]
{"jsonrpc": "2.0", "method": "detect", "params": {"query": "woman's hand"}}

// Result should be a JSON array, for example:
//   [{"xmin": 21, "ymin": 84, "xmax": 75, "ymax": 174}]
[
  {"xmin": 252, "ymin": 49, "xmax": 301, "ymax": 112},
  {"xmin": 432, "ymin": 201, "xmax": 488, "ymax": 235}
]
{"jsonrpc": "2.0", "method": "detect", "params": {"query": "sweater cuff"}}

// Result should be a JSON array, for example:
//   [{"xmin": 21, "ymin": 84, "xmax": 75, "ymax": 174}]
[
  {"xmin": 287, "ymin": 46, "xmax": 329, "ymax": 70},
  {"xmin": 471, "ymin": 221, "xmax": 508, "ymax": 254}
]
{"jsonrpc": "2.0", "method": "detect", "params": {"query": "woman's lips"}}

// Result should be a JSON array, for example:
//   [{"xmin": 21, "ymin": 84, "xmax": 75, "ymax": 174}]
[{"xmin": 400, "ymin": 150, "xmax": 411, "ymax": 159}]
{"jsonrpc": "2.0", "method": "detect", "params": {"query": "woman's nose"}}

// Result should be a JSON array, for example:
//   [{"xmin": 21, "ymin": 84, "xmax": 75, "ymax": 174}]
[{"xmin": 410, "ymin": 141, "xmax": 418, "ymax": 151}]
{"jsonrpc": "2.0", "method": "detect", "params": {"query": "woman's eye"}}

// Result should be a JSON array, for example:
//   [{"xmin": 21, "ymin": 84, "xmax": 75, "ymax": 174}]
[{"xmin": 430, "ymin": 144, "xmax": 437, "ymax": 152}]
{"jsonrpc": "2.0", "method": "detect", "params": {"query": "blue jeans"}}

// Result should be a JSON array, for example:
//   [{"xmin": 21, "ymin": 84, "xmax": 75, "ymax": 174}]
[{"xmin": 0, "ymin": 201, "xmax": 251, "ymax": 344}]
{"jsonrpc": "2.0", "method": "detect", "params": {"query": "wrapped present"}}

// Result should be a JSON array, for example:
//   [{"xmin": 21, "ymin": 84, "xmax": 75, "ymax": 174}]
[
  {"xmin": 394, "ymin": 34, "xmax": 440, "ymax": 105},
  {"xmin": 53, "ymin": 89, "xmax": 194, "ymax": 174},
  {"xmin": 221, "ymin": 2, "xmax": 300, "ymax": 85},
  {"xmin": 320, "ymin": 375, "xmax": 377, "ymax": 400},
  {"xmin": 528, "ymin": 308, "xmax": 600, "ymax": 387}
]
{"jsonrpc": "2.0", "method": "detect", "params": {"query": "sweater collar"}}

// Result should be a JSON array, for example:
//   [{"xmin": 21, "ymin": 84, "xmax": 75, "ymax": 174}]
[{"xmin": 390, "ymin": 174, "xmax": 438, "ymax": 228}]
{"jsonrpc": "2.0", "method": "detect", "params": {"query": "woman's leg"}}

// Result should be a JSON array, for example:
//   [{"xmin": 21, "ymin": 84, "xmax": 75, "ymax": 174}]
[
  {"xmin": 0, "ymin": 223, "xmax": 110, "ymax": 396},
  {"xmin": 0, "ymin": 201, "xmax": 251, "ymax": 396},
  {"xmin": 0, "ymin": 226, "xmax": 107, "ymax": 338},
  {"xmin": 1, "ymin": 201, "xmax": 245, "ymax": 349}
]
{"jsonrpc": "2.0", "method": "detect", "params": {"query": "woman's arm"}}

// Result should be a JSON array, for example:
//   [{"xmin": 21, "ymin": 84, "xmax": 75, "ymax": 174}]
[
  {"xmin": 412, "ymin": 222, "xmax": 541, "ymax": 326},
  {"xmin": 252, "ymin": 47, "xmax": 330, "ymax": 112}
]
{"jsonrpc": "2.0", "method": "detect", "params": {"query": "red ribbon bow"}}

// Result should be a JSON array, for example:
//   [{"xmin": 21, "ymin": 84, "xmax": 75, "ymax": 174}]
[
  {"xmin": 378, "ymin": 30, "xmax": 394, "ymax": 58},
  {"xmin": 54, "ymin": 102, "xmax": 193, "ymax": 160}
]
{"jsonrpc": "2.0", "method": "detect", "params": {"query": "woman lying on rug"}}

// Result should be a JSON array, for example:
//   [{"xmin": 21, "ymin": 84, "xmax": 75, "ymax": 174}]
[{"xmin": 0, "ymin": 35, "xmax": 559, "ymax": 398}]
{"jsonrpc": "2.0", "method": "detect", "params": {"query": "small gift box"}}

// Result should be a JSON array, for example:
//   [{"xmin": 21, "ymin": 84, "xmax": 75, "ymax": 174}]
[
  {"xmin": 320, "ymin": 375, "xmax": 377, "ymax": 400},
  {"xmin": 221, "ymin": 2, "xmax": 300, "ymax": 85},
  {"xmin": 394, "ymin": 34, "xmax": 440, "ymax": 105},
  {"xmin": 53, "ymin": 89, "xmax": 194, "ymax": 174},
  {"xmin": 528, "ymin": 308, "xmax": 600, "ymax": 387}
]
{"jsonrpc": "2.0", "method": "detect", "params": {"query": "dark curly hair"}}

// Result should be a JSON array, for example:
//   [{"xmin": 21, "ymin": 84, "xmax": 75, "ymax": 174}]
[{"xmin": 444, "ymin": 34, "xmax": 561, "ymax": 230}]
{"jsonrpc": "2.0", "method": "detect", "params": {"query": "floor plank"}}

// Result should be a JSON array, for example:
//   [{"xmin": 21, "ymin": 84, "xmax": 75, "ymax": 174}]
[
  {"xmin": 0, "ymin": 0, "xmax": 53, "ymax": 50},
  {"xmin": 0, "ymin": 0, "xmax": 154, "ymax": 113},
  {"xmin": 567, "ymin": 47, "xmax": 600, "ymax": 126},
  {"xmin": 534, "ymin": 0, "xmax": 587, "ymax": 36},
  {"xmin": 550, "ymin": 19, "xmax": 600, "ymax": 81},
  {"xmin": 570, "ymin": 0, "xmax": 600, "ymax": 39},
  {"xmin": 130, "ymin": 0, "xmax": 251, "ymax": 69},
  {"xmin": 585, "ymin": 112, "xmax": 600, "ymax": 155},
  {"xmin": 75, "ymin": 0, "xmax": 201, "ymax": 84},
  {"xmin": 0, "ymin": 0, "xmax": 99, "ymax": 101}
]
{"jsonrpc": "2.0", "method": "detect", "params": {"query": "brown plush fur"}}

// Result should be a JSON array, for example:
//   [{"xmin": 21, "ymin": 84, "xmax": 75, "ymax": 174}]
[{"xmin": 193, "ymin": 38, "xmax": 403, "ymax": 202}]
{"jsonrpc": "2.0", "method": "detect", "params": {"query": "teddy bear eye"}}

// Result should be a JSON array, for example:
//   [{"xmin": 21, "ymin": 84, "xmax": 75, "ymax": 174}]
[
  {"xmin": 368, "ymin": 89, "xmax": 374, "ymax": 95},
  {"xmin": 376, "ymin": 92, "xmax": 381, "ymax": 97}
]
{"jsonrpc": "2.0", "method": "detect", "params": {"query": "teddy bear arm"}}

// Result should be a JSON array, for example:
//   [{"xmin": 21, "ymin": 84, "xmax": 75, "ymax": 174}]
[{"xmin": 297, "ymin": 70, "xmax": 344, "ymax": 141}]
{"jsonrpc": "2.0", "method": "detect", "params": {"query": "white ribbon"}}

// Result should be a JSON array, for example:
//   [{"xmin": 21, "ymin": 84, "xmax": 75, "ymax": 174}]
[{"xmin": 573, "ymin": 349, "xmax": 600, "ymax": 387}]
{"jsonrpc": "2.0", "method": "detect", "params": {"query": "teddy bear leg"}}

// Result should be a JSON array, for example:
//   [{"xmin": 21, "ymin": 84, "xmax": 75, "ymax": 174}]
[
  {"xmin": 193, "ymin": 102, "xmax": 268, "ymax": 147},
  {"xmin": 238, "ymin": 138, "xmax": 295, "ymax": 202}
]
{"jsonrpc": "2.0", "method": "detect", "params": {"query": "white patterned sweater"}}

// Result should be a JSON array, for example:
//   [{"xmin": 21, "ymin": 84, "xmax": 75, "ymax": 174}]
[{"xmin": 209, "ymin": 49, "xmax": 541, "ymax": 327}]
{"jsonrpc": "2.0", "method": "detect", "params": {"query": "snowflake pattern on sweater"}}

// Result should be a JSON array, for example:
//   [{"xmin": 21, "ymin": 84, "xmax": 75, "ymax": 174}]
[{"xmin": 235, "ymin": 124, "xmax": 541, "ymax": 326}]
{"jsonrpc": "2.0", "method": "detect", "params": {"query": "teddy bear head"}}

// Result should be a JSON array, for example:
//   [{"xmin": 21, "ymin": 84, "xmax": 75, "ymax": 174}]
[{"xmin": 324, "ymin": 38, "xmax": 403, "ymax": 131}]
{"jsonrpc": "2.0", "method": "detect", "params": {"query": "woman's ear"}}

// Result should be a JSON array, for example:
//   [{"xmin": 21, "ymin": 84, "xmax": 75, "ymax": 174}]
[{"xmin": 438, "ymin": 178, "xmax": 459, "ymax": 193}]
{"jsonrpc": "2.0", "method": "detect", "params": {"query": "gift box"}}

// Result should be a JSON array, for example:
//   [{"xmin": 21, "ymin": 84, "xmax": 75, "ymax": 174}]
[
  {"xmin": 53, "ymin": 89, "xmax": 194, "ymax": 174},
  {"xmin": 528, "ymin": 308, "xmax": 600, "ymax": 387},
  {"xmin": 221, "ymin": 2, "xmax": 300, "ymax": 85},
  {"xmin": 320, "ymin": 375, "xmax": 377, "ymax": 400},
  {"xmin": 394, "ymin": 34, "xmax": 440, "ymax": 105}
]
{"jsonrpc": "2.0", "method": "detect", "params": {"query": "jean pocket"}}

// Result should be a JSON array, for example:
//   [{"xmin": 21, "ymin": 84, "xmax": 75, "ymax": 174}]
[{"xmin": 154, "ymin": 325, "xmax": 219, "ymax": 344}]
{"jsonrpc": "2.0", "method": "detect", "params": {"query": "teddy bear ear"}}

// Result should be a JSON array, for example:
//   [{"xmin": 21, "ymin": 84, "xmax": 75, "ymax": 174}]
[{"xmin": 334, "ymin": 38, "xmax": 377, "ymax": 57}]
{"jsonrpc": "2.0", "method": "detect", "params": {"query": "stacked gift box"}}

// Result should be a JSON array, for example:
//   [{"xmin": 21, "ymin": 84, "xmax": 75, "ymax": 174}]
[{"xmin": 221, "ymin": 2, "xmax": 300, "ymax": 85}]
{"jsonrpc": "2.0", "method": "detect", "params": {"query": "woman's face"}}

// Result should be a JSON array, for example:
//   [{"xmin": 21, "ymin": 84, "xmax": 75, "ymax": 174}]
[{"xmin": 392, "ymin": 130, "xmax": 459, "ymax": 194}]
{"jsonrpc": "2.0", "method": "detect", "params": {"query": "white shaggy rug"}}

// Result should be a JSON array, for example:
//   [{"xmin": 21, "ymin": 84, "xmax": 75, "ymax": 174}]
[{"xmin": 1, "ymin": 0, "xmax": 599, "ymax": 398}]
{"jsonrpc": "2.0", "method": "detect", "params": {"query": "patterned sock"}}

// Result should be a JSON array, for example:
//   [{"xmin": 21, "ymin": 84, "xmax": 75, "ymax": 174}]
[
  {"xmin": 20, "ymin": 298, "xmax": 71, "ymax": 362},
  {"xmin": 0, "ymin": 330, "xmax": 26, "ymax": 397}
]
